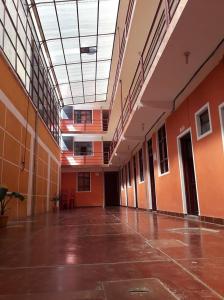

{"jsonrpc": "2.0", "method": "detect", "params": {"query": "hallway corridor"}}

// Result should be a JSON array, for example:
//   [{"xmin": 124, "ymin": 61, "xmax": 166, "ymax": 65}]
[{"xmin": 0, "ymin": 208, "xmax": 224, "ymax": 299}]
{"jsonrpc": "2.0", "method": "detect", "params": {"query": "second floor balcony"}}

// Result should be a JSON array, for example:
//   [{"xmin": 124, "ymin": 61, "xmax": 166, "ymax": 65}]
[
  {"xmin": 61, "ymin": 139, "xmax": 110, "ymax": 166},
  {"xmin": 61, "ymin": 107, "xmax": 109, "ymax": 133}
]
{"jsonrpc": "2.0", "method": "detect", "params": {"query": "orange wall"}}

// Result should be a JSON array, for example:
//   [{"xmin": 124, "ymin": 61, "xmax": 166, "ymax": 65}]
[
  {"xmin": 61, "ymin": 141, "xmax": 103, "ymax": 166},
  {"xmin": 0, "ymin": 53, "xmax": 60, "ymax": 219},
  {"xmin": 61, "ymin": 172, "xmax": 104, "ymax": 207},
  {"xmin": 60, "ymin": 110, "xmax": 103, "ymax": 133},
  {"xmin": 153, "ymin": 61, "xmax": 224, "ymax": 218},
  {"xmin": 120, "ymin": 61, "xmax": 224, "ymax": 219}
]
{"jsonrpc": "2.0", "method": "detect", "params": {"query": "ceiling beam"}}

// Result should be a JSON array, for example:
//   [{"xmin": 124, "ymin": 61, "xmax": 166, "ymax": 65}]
[{"xmin": 138, "ymin": 100, "xmax": 173, "ymax": 111}]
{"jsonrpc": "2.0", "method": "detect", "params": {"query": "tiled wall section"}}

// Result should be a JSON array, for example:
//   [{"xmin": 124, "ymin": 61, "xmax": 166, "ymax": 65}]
[{"xmin": 0, "ymin": 53, "xmax": 60, "ymax": 220}]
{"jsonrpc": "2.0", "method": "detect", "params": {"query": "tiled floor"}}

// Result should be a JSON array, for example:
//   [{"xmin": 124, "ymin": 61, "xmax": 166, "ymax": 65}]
[{"xmin": 0, "ymin": 207, "xmax": 224, "ymax": 299}]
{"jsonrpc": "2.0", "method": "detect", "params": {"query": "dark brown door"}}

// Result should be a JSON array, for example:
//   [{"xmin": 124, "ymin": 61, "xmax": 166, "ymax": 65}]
[
  {"xmin": 104, "ymin": 172, "xmax": 120, "ymax": 206},
  {"xmin": 147, "ymin": 139, "xmax": 157, "ymax": 211},
  {"xmin": 133, "ymin": 156, "xmax": 138, "ymax": 208},
  {"xmin": 180, "ymin": 133, "xmax": 198, "ymax": 215}
]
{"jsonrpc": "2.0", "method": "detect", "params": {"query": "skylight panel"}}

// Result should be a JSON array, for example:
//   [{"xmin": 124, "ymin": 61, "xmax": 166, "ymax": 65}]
[
  {"xmin": 60, "ymin": 83, "xmax": 72, "ymax": 98},
  {"xmin": 63, "ymin": 38, "xmax": 80, "ymax": 63},
  {"xmin": 73, "ymin": 96, "xmax": 85, "ymax": 104},
  {"xmin": 63, "ymin": 97, "xmax": 74, "ymax": 105},
  {"xmin": 37, "ymin": 4, "xmax": 59, "ymax": 39},
  {"xmin": 98, "ymin": 0, "xmax": 119, "ymax": 34},
  {"xmin": 96, "ymin": 79, "xmax": 108, "ymax": 94},
  {"xmin": 84, "ymin": 80, "xmax": 95, "ymax": 96},
  {"xmin": 97, "ymin": 60, "xmax": 110, "ymax": 79},
  {"xmin": 71, "ymin": 82, "xmax": 83, "ymax": 97},
  {"xmin": 56, "ymin": 2, "xmax": 78, "ymax": 38},
  {"xmin": 47, "ymin": 40, "xmax": 65, "ymax": 65},
  {"xmin": 78, "ymin": 0, "xmax": 98, "ymax": 36},
  {"xmin": 54, "ymin": 65, "xmax": 68, "ymax": 84},
  {"xmin": 96, "ymin": 93, "xmax": 107, "ymax": 102},
  {"xmin": 85, "ymin": 95, "xmax": 96, "ymax": 103},
  {"xmin": 67, "ymin": 64, "xmax": 82, "ymax": 82},
  {"xmin": 80, "ymin": 36, "xmax": 97, "ymax": 48},
  {"xmin": 97, "ymin": 34, "xmax": 114, "ymax": 60},
  {"xmin": 82, "ymin": 62, "xmax": 96, "ymax": 81}
]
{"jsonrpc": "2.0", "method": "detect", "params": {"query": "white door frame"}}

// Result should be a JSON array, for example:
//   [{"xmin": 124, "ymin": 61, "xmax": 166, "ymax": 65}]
[
  {"xmin": 177, "ymin": 128, "xmax": 200, "ymax": 215},
  {"xmin": 145, "ymin": 139, "xmax": 153, "ymax": 210}
]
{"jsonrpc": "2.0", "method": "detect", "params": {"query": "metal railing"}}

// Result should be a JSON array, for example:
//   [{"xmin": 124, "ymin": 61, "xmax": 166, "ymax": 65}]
[
  {"xmin": 109, "ymin": 0, "xmax": 136, "ymax": 113},
  {"xmin": 60, "ymin": 118, "xmax": 109, "ymax": 132},
  {"xmin": 61, "ymin": 151, "xmax": 110, "ymax": 166},
  {"xmin": 109, "ymin": 0, "xmax": 181, "ymax": 159}
]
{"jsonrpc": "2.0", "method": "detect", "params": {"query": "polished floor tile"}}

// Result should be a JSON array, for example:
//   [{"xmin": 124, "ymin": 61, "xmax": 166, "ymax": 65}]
[{"xmin": 0, "ymin": 207, "xmax": 223, "ymax": 299}]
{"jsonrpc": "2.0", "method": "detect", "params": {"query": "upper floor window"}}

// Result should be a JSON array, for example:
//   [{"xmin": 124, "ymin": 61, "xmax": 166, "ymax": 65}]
[
  {"xmin": 74, "ymin": 110, "xmax": 92, "ymax": 124},
  {"xmin": 138, "ymin": 148, "xmax": 144, "ymax": 182},
  {"xmin": 158, "ymin": 124, "xmax": 169, "ymax": 174},
  {"xmin": 195, "ymin": 103, "xmax": 212, "ymax": 140},
  {"xmin": 74, "ymin": 142, "xmax": 92, "ymax": 156},
  {"xmin": 77, "ymin": 172, "xmax": 90, "ymax": 192}
]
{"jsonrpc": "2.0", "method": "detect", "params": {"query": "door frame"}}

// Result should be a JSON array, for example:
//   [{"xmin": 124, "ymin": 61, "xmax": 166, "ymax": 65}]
[
  {"xmin": 145, "ymin": 139, "xmax": 153, "ymax": 210},
  {"xmin": 133, "ymin": 155, "xmax": 138, "ymax": 208},
  {"xmin": 177, "ymin": 128, "xmax": 200, "ymax": 215}
]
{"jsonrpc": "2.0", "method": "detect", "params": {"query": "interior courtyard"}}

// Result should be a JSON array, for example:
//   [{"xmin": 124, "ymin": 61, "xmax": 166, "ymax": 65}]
[{"xmin": 0, "ymin": 0, "xmax": 224, "ymax": 299}]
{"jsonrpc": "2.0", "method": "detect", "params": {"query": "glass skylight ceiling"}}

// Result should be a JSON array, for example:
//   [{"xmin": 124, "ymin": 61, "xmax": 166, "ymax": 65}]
[{"xmin": 32, "ymin": 0, "xmax": 119, "ymax": 106}]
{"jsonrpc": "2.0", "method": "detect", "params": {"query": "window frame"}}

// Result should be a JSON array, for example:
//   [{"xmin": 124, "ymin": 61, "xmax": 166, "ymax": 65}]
[
  {"xmin": 157, "ymin": 124, "xmax": 169, "ymax": 176},
  {"xmin": 219, "ymin": 102, "xmax": 224, "ymax": 151},
  {"xmin": 74, "ymin": 141, "xmax": 93, "ymax": 156},
  {"xmin": 195, "ymin": 103, "xmax": 212, "ymax": 140},
  {"xmin": 77, "ymin": 172, "xmax": 91, "ymax": 192},
  {"xmin": 74, "ymin": 110, "xmax": 93, "ymax": 124},
  {"xmin": 138, "ymin": 148, "xmax": 144, "ymax": 183}
]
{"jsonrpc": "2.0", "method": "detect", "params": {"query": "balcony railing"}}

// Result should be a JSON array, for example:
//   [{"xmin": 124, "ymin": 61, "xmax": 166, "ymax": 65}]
[
  {"xmin": 109, "ymin": 0, "xmax": 136, "ymax": 113},
  {"xmin": 109, "ymin": 0, "xmax": 181, "ymax": 159},
  {"xmin": 60, "ymin": 118, "xmax": 109, "ymax": 133},
  {"xmin": 61, "ymin": 151, "xmax": 110, "ymax": 166}
]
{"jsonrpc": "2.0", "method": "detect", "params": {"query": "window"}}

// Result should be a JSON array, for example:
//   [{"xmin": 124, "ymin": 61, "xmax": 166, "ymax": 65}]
[
  {"xmin": 219, "ymin": 103, "xmax": 224, "ymax": 149},
  {"xmin": 138, "ymin": 148, "xmax": 144, "ymax": 182},
  {"xmin": 0, "ymin": 0, "xmax": 60, "ymax": 144},
  {"xmin": 74, "ymin": 110, "xmax": 92, "ymax": 124},
  {"xmin": 61, "ymin": 106, "xmax": 73, "ymax": 120},
  {"xmin": 195, "ymin": 103, "xmax": 212, "ymax": 139},
  {"xmin": 158, "ymin": 124, "xmax": 169, "ymax": 174},
  {"xmin": 74, "ymin": 142, "xmax": 92, "ymax": 156},
  {"xmin": 128, "ymin": 161, "xmax": 131, "ymax": 186},
  {"xmin": 77, "ymin": 172, "xmax": 90, "ymax": 192},
  {"xmin": 61, "ymin": 136, "xmax": 73, "ymax": 151}
]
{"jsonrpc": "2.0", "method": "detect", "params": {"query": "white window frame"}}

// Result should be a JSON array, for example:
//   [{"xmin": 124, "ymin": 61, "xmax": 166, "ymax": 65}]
[
  {"xmin": 157, "ymin": 123, "xmax": 170, "ymax": 177},
  {"xmin": 219, "ymin": 102, "xmax": 224, "ymax": 151},
  {"xmin": 77, "ymin": 172, "xmax": 91, "ymax": 192},
  {"xmin": 195, "ymin": 102, "xmax": 212, "ymax": 140}
]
